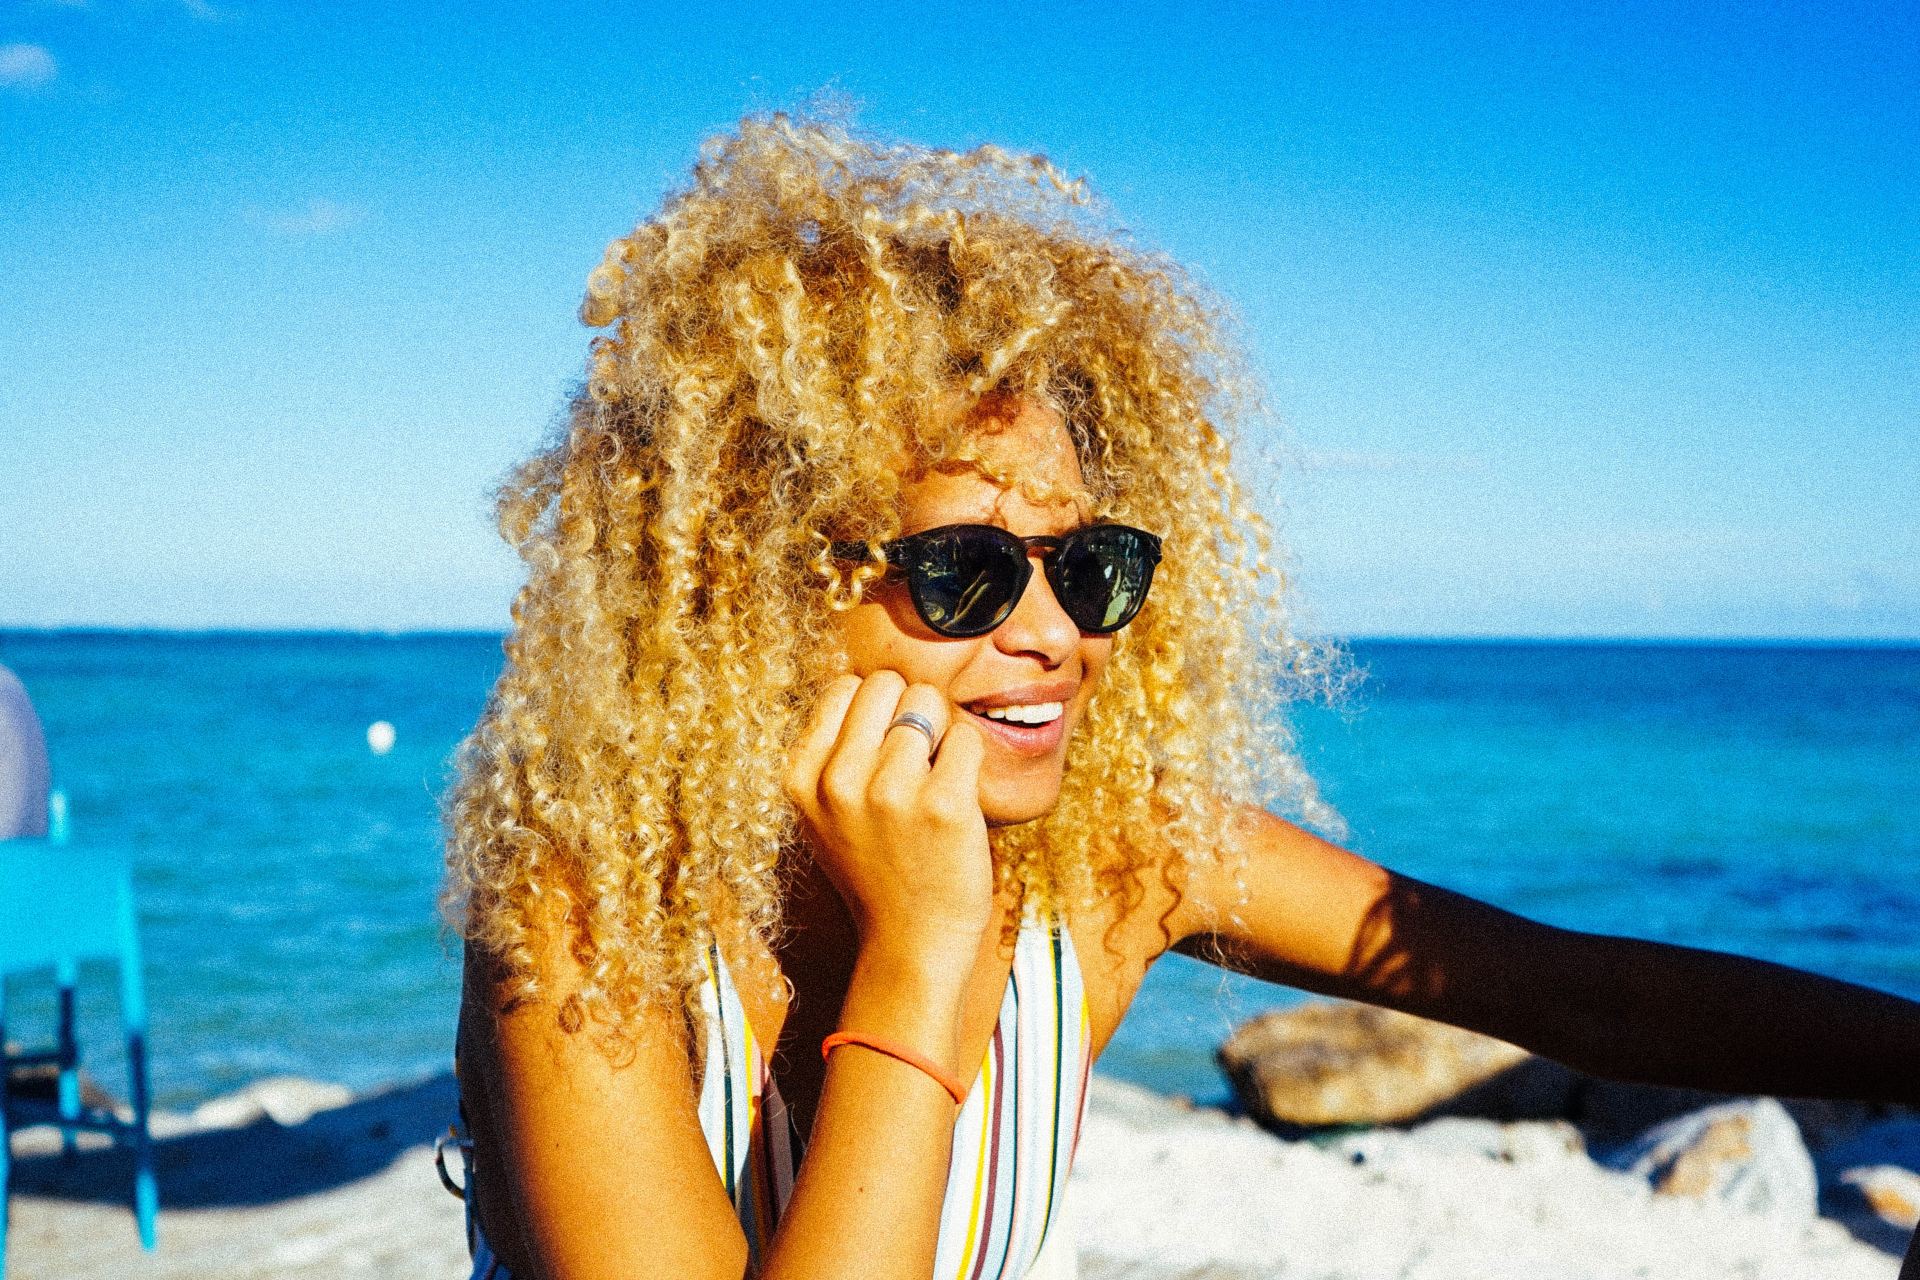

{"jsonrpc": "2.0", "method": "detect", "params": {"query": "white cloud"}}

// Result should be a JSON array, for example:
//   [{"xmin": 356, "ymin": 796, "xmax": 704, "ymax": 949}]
[
  {"xmin": 0, "ymin": 43, "xmax": 58, "ymax": 90},
  {"xmin": 249, "ymin": 198, "xmax": 364, "ymax": 237}
]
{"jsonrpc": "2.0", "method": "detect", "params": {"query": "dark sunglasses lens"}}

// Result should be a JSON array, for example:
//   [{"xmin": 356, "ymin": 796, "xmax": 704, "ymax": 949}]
[
  {"xmin": 1052, "ymin": 526, "xmax": 1159, "ymax": 632},
  {"xmin": 905, "ymin": 528, "xmax": 1027, "ymax": 636}
]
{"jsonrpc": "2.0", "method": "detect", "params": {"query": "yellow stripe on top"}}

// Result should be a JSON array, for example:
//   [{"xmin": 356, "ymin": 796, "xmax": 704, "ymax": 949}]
[
  {"xmin": 952, "ymin": 1034, "xmax": 996, "ymax": 1279},
  {"xmin": 689, "ymin": 912, "xmax": 1091, "ymax": 1280}
]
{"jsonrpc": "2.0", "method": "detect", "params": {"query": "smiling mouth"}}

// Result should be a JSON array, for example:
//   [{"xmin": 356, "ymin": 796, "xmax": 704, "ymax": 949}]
[
  {"xmin": 959, "ymin": 699, "xmax": 1070, "ymax": 756},
  {"xmin": 973, "ymin": 700, "xmax": 1064, "ymax": 726}
]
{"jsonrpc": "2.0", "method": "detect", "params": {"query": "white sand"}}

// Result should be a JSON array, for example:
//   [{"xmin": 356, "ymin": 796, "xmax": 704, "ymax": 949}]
[
  {"xmin": 5, "ymin": 1075, "xmax": 469, "ymax": 1279},
  {"xmin": 4, "ymin": 1075, "xmax": 1907, "ymax": 1279},
  {"xmin": 1073, "ymin": 1081, "xmax": 1900, "ymax": 1280}
]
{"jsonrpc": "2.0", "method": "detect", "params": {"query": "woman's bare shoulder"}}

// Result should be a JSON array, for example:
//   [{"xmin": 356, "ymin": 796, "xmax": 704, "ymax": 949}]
[
  {"xmin": 456, "ymin": 916, "xmax": 748, "ymax": 1279},
  {"xmin": 1071, "ymin": 792, "xmax": 1269, "ymax": 949},
  {"xmin": 1066, "ymin": 796, "xmax": 1369, "ymax": 1050},
  {"xmin": 1065, "ymin": 799, "xmax": 1239, "ymax": 1054},
  {"xmin": 456, "ymin": 905, "xmax": 710, "ymax": 1131}
]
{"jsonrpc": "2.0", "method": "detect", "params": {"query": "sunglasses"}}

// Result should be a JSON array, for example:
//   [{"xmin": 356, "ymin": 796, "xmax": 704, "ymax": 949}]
[{"xmin": 829, "ymin": 522, "xmax": 1163, "ymax": 639}]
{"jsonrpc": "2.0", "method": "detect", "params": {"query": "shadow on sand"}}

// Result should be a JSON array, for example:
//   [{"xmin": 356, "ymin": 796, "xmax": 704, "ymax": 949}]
[{"xmin": 9, "ymin": 1072, "xmax": 458, "ymax": 1209}]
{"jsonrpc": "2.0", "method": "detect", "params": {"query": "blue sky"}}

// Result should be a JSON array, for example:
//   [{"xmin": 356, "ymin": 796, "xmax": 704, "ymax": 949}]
[{"xmin": 3, "ymin": 1, "xmax": 1915, "ymax": 638}]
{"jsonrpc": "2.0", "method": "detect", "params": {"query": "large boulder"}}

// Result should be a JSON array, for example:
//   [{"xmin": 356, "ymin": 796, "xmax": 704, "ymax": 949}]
[
  {"xmin": 1577, "ymin": 1083, "xmax": 1902, "ymax": 1150},
  {"xmin": 1602, "ymin": 1097, "xmax": 1819, "ymax": 1218},
  {"xmin": 0, "ymin": 663, "xmax": 50, "ymax": 840},
  {"xmin": 4, "ymin": 1047, "xmax": 120, "ymax": 1113},
  {"xmin": 1217, "ymin": 1000, "xmax": 1578, "ymax": 1129},
  {"xmin": 1217, "ymin": 999, "xmax": 1915, "ymax": 1160}
]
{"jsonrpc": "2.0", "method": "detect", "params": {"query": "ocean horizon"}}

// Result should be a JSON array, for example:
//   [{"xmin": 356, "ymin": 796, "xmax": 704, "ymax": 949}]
[{"xmin": 1, "ymin": 630, "xmax": 1915, "ymax": 1111}]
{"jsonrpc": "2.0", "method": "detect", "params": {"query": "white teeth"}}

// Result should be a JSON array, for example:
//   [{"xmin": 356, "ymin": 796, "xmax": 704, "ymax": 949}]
[{"xmin": 978, "ymin": 701, "xmax": 1064, "ymax": 726}]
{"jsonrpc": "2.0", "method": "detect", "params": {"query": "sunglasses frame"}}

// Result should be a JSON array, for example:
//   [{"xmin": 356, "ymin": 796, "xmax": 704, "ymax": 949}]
[{"xmin": 829, "ymin": 521, "xmax": 1163, "ymax": 639}]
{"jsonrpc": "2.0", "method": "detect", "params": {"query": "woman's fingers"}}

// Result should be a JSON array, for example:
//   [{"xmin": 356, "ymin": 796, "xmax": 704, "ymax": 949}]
[
  {"xmin": 923, "ymin": 715, "xmax": 985, "ymax": 817},
  {"xmin": 869, "ymin": 683, "xmax": 953, "ymax": 798},
  {"xmin": 783, "ymin": 673, "xmax": 863, "ymax": 814},
  {"xmin": 819, "ymin": 671, "xmax": 911, "ymax": 808},
  {"xmin": 787, "ymin": 670, "xmax": 994, "ymax": 949}
]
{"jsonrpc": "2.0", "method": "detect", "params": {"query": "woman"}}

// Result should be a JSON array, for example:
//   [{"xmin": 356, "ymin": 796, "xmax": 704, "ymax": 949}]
[{"xmin": 443, "ymin": 112, "xmax": 1920, "ymax": 1279}]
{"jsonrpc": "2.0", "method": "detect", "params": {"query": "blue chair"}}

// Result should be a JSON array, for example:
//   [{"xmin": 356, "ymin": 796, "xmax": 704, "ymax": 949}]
[{"xmin": 0, "ymin": 790, "xmax": 158, "ymax": 1275}]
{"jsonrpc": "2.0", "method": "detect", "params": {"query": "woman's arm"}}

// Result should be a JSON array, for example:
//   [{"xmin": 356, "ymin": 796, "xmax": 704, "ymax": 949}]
[
  {"xmin": 1170, "ymin": 804, "xmax": 1920, "ymax": 1106},
  {"xmin": 459, "ymin": 945, "xmax": 751, "ymax": 1280},
  {"xmin": 462, "ymin": 930, "xmax": 976, "ymax": 1280}
]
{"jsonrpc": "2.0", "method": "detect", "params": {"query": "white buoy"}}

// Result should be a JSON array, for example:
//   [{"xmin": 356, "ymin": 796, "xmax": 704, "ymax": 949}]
[{"xmin": 367, "ymin": 720, "xmax": 396, "ymax": 755}]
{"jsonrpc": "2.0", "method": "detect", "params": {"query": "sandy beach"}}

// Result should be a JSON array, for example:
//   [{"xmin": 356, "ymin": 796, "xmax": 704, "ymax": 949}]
[{"xmin": 7, "ymin": 1069, "xmax": 1913, "ymax": 1280}]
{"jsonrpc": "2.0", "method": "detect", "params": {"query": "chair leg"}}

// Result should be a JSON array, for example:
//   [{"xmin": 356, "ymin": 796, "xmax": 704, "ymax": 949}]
[
  {"xmin": 116, "ymin": 875, "xmax": 158, "ymax": 1252},
  {"xmin": 127, "ymin": 1030, "xmax": 156, "ymax": 1250},
  {"xmin": 55, "ymin": 960, "xmax": 79, "ymax": 1160}
]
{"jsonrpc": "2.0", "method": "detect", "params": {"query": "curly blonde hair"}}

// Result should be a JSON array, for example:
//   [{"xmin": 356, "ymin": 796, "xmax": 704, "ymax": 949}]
[{"xmin": 442, "ymin": 109, "xmax": 1339, "ymax": 1048}]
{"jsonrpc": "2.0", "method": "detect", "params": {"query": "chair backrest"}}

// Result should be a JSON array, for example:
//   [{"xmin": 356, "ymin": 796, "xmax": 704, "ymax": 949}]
[{"xmin": 0, "ymin": 791, "xmax": 138, "ymax": 976}]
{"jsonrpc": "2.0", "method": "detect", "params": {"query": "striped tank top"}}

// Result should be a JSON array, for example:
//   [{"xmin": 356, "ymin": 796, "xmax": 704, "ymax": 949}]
[{"xmin": 458, "ymin": 912, "xmax": 1093, "ymax": 1280}]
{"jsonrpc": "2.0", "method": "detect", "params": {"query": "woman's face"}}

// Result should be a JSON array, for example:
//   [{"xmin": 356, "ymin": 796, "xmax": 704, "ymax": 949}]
[{"xmin": 835, "ymin": 400, "xmax": 1115, "ymax": 827}]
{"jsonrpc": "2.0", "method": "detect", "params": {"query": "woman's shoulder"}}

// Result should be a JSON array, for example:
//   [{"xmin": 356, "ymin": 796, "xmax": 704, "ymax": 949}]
[
  {"xmin": 1054, "ymin": 801, "xmax": 1210, "ymax": 1053},
  {"xmin": 456, "ymin": 901, "xmax": 705, "ymax": 1107},
  {"xmin": 1061, "ymin": 797, "xmax": 1311, "ymax": 1051},
  {"xmin": 1066, "ymin": 791, "xmax": 1274, "ymax": 940},
  {"xmin": 454, "ymin": 928, "xmax": 751, "ymax": 1280}
]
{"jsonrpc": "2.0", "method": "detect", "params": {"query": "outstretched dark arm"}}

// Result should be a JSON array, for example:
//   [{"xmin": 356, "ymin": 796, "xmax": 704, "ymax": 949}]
[
  {"xmin": 1500, "ymin": 915, "xmax": 1919, "ymax": 1105},
  {"xmin": 1172, "ymin": 805, "xmax": 1920, "ymax": 1107}
]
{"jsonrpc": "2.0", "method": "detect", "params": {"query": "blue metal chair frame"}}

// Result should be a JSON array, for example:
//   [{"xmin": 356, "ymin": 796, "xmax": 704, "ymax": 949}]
[{"xmin": 0, "ymin": 791, "xmax": 158, "ymax": 1275}]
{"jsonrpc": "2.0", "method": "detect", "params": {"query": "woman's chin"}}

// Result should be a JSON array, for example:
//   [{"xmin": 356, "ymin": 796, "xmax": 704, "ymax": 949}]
[{"xmin": 979, "ymin": 777, "xmax": 1065, "ymax": 828}]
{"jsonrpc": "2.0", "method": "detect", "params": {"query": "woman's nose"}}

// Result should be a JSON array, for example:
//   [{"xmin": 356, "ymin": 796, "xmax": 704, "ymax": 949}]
[{"xmin": 991, "ymin": 557, "xmax": 1080, "ymax": 664}]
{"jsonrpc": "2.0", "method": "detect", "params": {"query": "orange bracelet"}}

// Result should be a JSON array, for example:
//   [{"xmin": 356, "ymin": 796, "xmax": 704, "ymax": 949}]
[{"xmin": 821, "ymin": 1031, "xmax": 967, "ymax": 1106}]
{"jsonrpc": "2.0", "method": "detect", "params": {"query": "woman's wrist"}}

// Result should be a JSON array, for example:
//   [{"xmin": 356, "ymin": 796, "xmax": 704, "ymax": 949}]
[
  {"xmin": 851, "ymin": 897, "xmax": 988, "ymax": 963},
  {"xmin": 821, "ymin": 1031, "xmax": 968, "ymax": 1105},
  {"xmin": 839, "ymin": 939, "xmax": 971, "ymax": 1079},
  {"xmin": 852, "ymin": 934, "xmax": 976, "ymax": 995}
]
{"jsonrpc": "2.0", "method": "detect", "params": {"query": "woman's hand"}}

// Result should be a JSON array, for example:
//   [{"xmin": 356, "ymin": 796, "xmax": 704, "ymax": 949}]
[{"xmin": 784, "ymin": 670, "xmax": 992, "ymax": 963}]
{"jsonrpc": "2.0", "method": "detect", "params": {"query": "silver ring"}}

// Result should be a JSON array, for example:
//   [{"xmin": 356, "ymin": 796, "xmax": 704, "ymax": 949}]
[{"xmin": 886, "ymin": 711, "xmax": 939, "ymax": 756}]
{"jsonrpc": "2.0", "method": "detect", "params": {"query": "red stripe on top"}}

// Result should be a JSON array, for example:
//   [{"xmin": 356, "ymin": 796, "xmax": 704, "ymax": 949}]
[{"xmin": 965, "ymin": 1019, "xmax": 1009, "ymax": 1280}]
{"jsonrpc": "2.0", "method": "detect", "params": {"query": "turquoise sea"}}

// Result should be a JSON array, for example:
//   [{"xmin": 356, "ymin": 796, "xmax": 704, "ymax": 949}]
[{"xmin": 1, "ymin": 633, "xmax": 1915, "ymax": 1109}]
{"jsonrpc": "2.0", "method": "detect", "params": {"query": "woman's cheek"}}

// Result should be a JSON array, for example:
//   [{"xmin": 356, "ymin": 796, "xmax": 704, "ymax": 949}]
[{"xmin": 838, "ymin": 608, "xmax": 978, "ymax": 703}]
